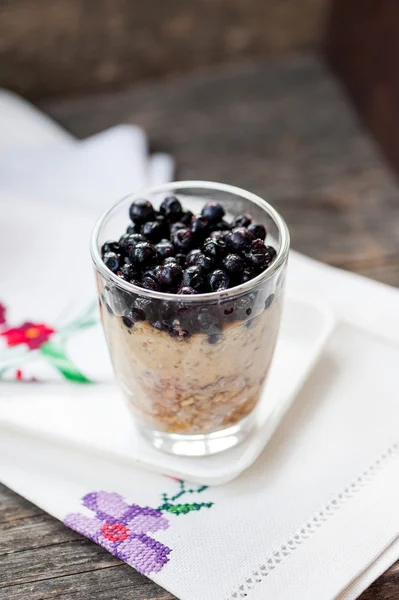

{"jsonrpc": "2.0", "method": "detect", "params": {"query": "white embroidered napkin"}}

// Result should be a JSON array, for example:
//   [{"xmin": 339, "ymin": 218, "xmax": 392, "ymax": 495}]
[
  {"xmin": 1, "ymin": 253, "xmax": 399, "ymax": 599},
  {"xmin": 0, "ymin": 91, "xmax": 398, "ymax": 600}
]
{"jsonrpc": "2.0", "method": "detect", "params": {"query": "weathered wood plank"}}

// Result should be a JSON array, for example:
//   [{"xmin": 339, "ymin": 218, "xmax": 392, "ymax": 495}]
[
  {"xmin": 0, "ymin": 0, "xmax": 327, "ymax": 99},
  {"xmin": 0, "ymin": 563, "xmax": 172, "ymax": 600},
  {"xmin": 326, "ymin": 0, "xmax": 399, "ymax": 177},
  {"xmin": 360, "ymin": 561, "xmax": 399, "ymax": 600},
  {"xmin": 0, "ymin": 513, "xmax": 78, "ymax": 555},
  {"xmin": 0, "ymin": 540, "xmax": 118, "ymax": 588}
]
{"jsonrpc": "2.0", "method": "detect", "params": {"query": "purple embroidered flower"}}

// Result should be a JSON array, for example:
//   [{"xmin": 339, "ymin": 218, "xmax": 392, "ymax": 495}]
[{"xmin": 64, "ymin": 491, "xmax": 171, "ymax": 574}]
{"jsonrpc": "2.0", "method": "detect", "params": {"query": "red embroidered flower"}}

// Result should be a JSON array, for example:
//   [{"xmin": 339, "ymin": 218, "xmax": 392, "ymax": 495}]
[
  {"xmin": 1, "ymin": 322, "xmax": 55, "ymax": 350},
  {"xmin": 0, "ymin": 303, "xmax": 6, "ymax": 326},
  {"xmin": 101, "ymin": 522, "xmax": 130, "ymax": 542}
]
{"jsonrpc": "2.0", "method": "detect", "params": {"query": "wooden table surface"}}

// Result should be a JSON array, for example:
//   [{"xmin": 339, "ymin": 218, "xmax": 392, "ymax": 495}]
[{"xmin": 1, "ymin": 54, "xmax": 398, "ymax": 599}]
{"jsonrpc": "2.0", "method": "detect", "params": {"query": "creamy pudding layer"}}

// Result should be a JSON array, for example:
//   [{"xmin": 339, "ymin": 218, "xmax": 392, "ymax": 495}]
[{"xmin": 102, "ymin": 300, "xmax": 280, "ymax": 434}]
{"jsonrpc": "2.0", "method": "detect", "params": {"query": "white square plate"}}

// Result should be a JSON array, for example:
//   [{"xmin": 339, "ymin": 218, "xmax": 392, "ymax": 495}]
[{"xmin": 0, "ymin": 296, "xmax": 334, "ymax": 484}]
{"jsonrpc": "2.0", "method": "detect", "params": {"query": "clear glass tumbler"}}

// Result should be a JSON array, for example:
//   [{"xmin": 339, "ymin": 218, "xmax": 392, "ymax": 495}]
[{"xmin": 91, "ymin": 181, "xmax": 289, "ymax": 456}]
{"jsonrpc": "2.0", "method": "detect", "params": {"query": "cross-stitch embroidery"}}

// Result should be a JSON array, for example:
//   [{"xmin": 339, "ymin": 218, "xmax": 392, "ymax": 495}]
[{"xmin": 64, "ymin": 481, "xmax": 213, "ymax": 574}]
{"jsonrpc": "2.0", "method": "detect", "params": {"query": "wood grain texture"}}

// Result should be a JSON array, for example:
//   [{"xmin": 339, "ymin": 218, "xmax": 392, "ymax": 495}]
[
  {"xmin": 0, "ymin": 0, "xmax": 327, "ymax": 99},
  {"xmin": 1, "ymin": 54, "xmax": 399, "ymax": 599},
  {"xmin": 326, "ymin": 0, "xmax": 399, "ymax": 176}
]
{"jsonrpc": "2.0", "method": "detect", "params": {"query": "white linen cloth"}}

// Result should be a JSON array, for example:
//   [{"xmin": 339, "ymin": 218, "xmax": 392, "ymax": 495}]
[{"xmin": 0, "ymin": 90, "xmax": 398, "ymax": 600}]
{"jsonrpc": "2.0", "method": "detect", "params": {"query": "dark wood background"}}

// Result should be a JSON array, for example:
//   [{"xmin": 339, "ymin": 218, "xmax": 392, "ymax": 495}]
[
  {"xmin": 0, "ymin": 53, "xmax": 398, "ymax": 598},
  {"xmin": 326, "ymin": 0, "xmax": 399, "ymax": 179},
  {"xmin": 0, "ymin": 0, "xmax": 327, "ymax": 99}
]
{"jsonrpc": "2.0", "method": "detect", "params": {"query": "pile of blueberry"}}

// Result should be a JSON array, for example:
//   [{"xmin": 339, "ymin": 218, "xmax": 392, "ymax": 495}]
[{"xmin": 101, "ymin": 196, "xmax": 276, "ymax": 295}]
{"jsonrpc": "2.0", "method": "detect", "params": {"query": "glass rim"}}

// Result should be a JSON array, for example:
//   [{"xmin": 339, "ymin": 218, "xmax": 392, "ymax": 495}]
[{"xmin": 90, "ymin": 180, "xmax": 290, "ymax": 302}]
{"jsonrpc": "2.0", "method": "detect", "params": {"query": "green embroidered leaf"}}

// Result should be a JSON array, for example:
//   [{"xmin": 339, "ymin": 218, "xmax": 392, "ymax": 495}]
[
  {"xmin": 163, "ymin": 502, "xmax": 213, "ymax": 515},
  {"xmin": 40, "ymin": 341, "xmax": 92, "ymax": 383}
]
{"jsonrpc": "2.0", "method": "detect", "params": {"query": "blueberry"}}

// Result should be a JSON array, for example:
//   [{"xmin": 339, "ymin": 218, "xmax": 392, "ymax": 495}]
[
  {"xmin": 163, "ymin": 254, "xmax": 187, "ymax": 269},
  {"xmin": 151, "ymin": 319, "xmax": 166, "ymax": 331},
  {"xmin": 126, "ymin": 223, "xmax": 141, "ymax": 235},
  {"xmin": 129, "ymin": 198, "xmax": 155, "ymax": 224},
  {"xmin": 119, "ymin": 233, "xmax": 145, "ymax": 256},
  {"xmin": 170, "ymin": 221, "xmax": 186, "ymax": 235},
  {"xmin": 226, "ymin": 227, "xmax": 255, "ymax": 252},
  {"xmin": 240, "ymin": 268, "xmax": 256, "ymax": 284},
  {"xmin": 158, "ymin": 263, "xmax": 183, "ymax": 290},
  {"xmin": 202, "ymin": 237, "xmax": 228, "ymax": 261},
  {"xmin": 197, "ymin": 309, "xmax": 222, "ymax": 334},
  {"xmin": 141, "ymin": 220, "xmax": 164, "ymax": 244},
  {"xmin": 251, "ymin": 239, "xmax": 266, "ymax": 252},
  {"xmin": 103, "ymin": 252, "xmax": 120, "ymax": 273},
  {"xmin": 180, "ymin": 210, "xmax": 194, "ymax": 226},
  {"xmin": 122, "ymin": 315, "xmax": 134, "ymax": 329},
  {"xmin": 211, "ymin": 220, "xmax": 231, "ymax": 231},
  {"xmin": 185, "ymin": 249, "xmax": 213, "ymax": 272},
  {"xmin": 131, "ymin": 242, "xmax": 157, "ymax": 268},
  {"xmin": 222, "ymin": 304, "xmax": 235, "ymax": 316},
  {"xmin": 164, "ymin": 256, "xmax": 179, "ymax": 266},
  {"xmin": 222, "ymin": 253, "xmax": 244, "ymax": 275},
  {"xmin": 245, "ymin": 253, "xmax": 270, "ymax": 271},
  {"xmin": 142, "ymin": 265, "xmax": 161, "ymax": 283},
  {"xmin": 208, "ymin": 269, "xmax": 230, "ymax": 291},
  {"xmin": 208, "ymin": 333, "xmax": 222, "ymax": 344},
  {"xmin": 233, "ymin": 214, "xmax": 253, "ymax": 228},
  {"xmin": 209, "ymin": 230, "xmax": 229, "ymax": 242},
  {"xmin": 266, "ymin": 245, "xmax": 277, "ymax": 262},
  {"xmin": 101, "ymin": 240, "xmax": 120, "ymax": 255},
  {"xmin": 197, "ymin": 254, "xmax": 213, "ymax": 271},
  {"xmin": 185, "ymin": 249, "xmax": 201, "ymax": 266},
  {"xmin": 191, "ymin": 216, "xmax": 209, "ymax": 240},
  {"xmin": 158, "ymin": 300, "xmax": 176, "ymax": 323},
  {"xmin": 172, "ymin": 228, "xmax": 193, "ymax": 252},
  {"xmin": 169, "ymin": 319, "xmax": 190, "ymax": 340},
  {"xmin": 141, "ymin": 276, "xmax": 160, "ymax": 291},
  {"xmin": 118, "ymin": 233, "xmax": 130, "ymax": 251},
  {"xmin": 155, "ymin": 214, "xmax": 169, "ymax": 236},
  {"xmin": 177, "ymin": 286, "xmax": 197, "ymax": 294},
  {"xmin": 201, "ymin": 202, "xmax": 225, "ymax": 223},
  {"xmin": 160, "ymin": 195, "xmax": 182, "ymax": 221},
  {"xmin": 121, "ymin": 305, "xmax": 148, "ymax": 326},
  {"xmin": 174, "ymin": 253, "xmax": 187, "ymax": 267},
  {"xmin": 133, "ymin": 297, "xmax": 152, "ymax": 321},
  {"xmin": 245, "ymin": 239, "xmax": 272, "ymax": 271},
  {"xmin": 156, "ymin": 239, "xmax": 175, "ymax": 260},
  {"xmin": 118, "ymin": 264, "xmax": 140, "ymax": 282},
  {"xmin": 181, "ymin": 266, "xmax": 204, "ymax": 291},
  {"xmin": 248, "ymin": 224, "xmax": 266, "ymax": 240}
]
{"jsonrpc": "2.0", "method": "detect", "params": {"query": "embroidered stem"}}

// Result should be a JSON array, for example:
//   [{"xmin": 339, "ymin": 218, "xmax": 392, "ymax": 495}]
[
  {"xmin": 157, "ymin": 480, "xmax": 212, "ymax": 514},
  {"xmin": 39, "ymin": 341, "xmax": 92, "ymax": 383}
]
